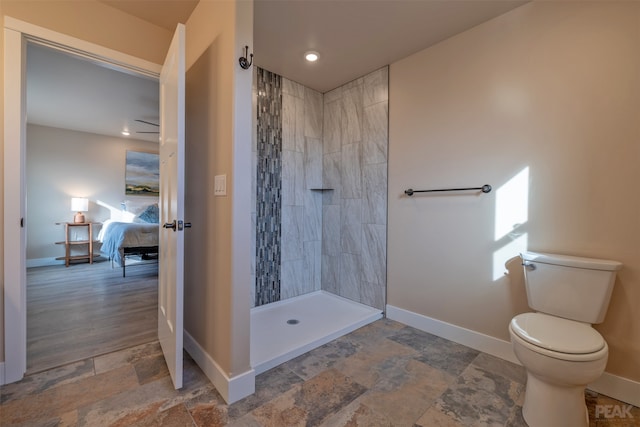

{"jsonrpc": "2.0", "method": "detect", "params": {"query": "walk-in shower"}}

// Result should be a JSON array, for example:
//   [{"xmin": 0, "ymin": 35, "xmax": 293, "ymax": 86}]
[{"xmin": 251, "ymin": 66, "xmax": 389, "ymax": 372}]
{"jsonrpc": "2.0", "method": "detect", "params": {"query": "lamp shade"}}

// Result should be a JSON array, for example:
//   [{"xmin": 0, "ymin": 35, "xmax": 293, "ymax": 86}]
[{"xmin": 71, "ymin": 197, "xmax": 88, "ymax": 212}]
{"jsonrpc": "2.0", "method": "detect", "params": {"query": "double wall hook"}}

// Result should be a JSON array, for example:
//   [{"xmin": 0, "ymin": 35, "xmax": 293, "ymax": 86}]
[{"xmin": 239, "ymin": 45, "xmax": 253, "ymax": 70}]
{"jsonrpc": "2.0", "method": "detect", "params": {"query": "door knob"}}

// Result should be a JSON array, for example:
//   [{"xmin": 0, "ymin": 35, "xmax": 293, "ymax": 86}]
[{"xmin": 164, "ymin": 220, "xmax": 190, "ymax": 231}]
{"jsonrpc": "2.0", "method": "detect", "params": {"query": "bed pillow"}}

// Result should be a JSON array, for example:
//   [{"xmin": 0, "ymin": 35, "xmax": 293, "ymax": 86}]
[{"xmin": 135, "ymin": 203, "xmax": 159, "ymax": 223}]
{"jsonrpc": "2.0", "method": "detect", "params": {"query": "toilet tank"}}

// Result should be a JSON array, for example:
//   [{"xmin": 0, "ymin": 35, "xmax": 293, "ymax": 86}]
[{"xmin": 521, "ymin": 251, "xmax": 622, "ymax": 324}]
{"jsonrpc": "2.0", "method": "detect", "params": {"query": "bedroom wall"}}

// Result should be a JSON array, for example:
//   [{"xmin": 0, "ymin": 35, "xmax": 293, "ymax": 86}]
[
  {"xmin": 26, "ymin": 124, "xmax": 159, "ymax": 264},
  {"xmin": 388, "ymin": 1, "xmax": 640, "ymax": 384}
]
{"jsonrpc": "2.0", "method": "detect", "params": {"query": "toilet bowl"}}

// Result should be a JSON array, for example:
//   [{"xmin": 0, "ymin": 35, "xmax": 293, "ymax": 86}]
[
  {"xmin": 510, "ymin": 251, "xmax": 622, "ymax": 427},
  {"xmin": 509, "ymin": 313, "xmax": 608, "ymax": 427}
]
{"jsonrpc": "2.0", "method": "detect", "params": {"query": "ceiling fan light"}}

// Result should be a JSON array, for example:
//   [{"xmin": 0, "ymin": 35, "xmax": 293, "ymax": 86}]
[
  {"xmin": 121, "ymin": 130, "xmax": 130, "ymax": 136},
  {"xmin": 304, "ymin": 51, "xmax": 319, "ymax": 62}
]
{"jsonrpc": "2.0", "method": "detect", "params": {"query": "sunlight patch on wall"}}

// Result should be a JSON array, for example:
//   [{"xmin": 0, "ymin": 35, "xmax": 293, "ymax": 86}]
[
  {"xmin": 493, "ymin": 167, "xmax": 529, "ymax": 280},
  {"xmin": 96, "ymin": 200, "xmax": 136, "ymax": 222},
  {"xmin": 493, "ymin": 233, "xmax": 528, "ymax": 280},
  {"xmin": 494, "ymin": 167, "xmax": 529, "ymax": 241}
]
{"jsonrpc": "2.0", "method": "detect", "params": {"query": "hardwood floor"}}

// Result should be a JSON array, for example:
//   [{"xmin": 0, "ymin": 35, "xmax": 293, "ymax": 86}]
[{"xmin": 27, "ymin": 258, "xmax": 158, "ymax": 374}]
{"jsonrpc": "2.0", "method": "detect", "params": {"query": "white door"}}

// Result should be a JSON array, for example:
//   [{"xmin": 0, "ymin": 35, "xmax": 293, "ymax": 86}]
[{"xmin": 158, "ymin": 23, "xmax": 186, "ymax": 390}]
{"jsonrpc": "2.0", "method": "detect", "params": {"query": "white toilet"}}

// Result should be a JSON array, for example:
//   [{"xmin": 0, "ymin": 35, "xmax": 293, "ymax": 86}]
[{"xmin": 509, "ymin": 251, "xmax": 622, "ymax": 427}]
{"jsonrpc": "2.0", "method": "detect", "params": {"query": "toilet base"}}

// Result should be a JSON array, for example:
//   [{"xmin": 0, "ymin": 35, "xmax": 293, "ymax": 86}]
[{"xmin": 522, "ymin": 373, "xmax": 589, "ymax": 427}]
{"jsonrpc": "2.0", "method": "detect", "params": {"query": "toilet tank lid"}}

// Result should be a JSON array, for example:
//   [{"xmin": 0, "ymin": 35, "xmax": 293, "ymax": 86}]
[
  {"xmin": 511, "ymin": 313, "xmax": 605, "ymax": 354},
  {"xmin": 521, "ymin": 251, "xmax": 622, "ymax": 271}
]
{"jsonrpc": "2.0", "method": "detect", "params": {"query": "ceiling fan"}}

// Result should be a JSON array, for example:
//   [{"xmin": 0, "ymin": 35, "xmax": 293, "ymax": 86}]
[{"xmin": 135, "ymin": 119, "xmax": 159, "ymax": 134}]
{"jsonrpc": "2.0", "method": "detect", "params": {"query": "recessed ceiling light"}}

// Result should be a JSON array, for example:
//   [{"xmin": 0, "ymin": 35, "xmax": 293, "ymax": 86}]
[
  {"xmin": 304, "ymin": 51, "xmax": 320, "ymax": 62},
  {"xmin": 121, "ymin": 130, "xmax": 130, "ymax": 136}
]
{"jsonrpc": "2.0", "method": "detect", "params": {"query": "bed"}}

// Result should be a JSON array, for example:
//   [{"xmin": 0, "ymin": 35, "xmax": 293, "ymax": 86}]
[{"xmin": 98, "ymin": 204, "xmax": 159, "ymax": 277}]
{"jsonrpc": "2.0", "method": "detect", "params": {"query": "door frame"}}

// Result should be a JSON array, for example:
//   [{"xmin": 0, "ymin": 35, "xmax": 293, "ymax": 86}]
[{"xmin": 2, "ymin": 16, "xmax": 162, "ymax": 384}]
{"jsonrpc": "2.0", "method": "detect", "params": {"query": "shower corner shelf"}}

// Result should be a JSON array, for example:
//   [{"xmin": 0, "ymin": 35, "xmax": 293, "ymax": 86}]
[{"xmin": 309, "ymin": 188, "xmax": 334, "ymax": 191}]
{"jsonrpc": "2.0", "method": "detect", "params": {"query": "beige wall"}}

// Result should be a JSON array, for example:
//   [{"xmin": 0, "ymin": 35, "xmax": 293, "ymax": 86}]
[
  {"xmin": 388, "ymin": 1, "xmax": 640, "ymax": 382},
  {"xmin": 26, "ymin": 124, "xmax": 158, "ymax": 261},
  {"xmin": 184, "ymin": 0, "xmax": 252, "ymax": 378},
  {"xmin": 1, "ymin": 0, "xmax": 170, "ymax": 367},
  {"xmin": 1, "ymin": 0, "xmax": 171, "ymax": 64}
]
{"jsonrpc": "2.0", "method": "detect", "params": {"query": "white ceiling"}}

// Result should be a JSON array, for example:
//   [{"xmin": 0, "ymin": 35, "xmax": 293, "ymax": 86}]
[
  {"xmin": 26, "ymin": 0, "xmax": 528, "ymax": 140},
  {"xmin": 254, "ymin": 0, "xmax": 527, "ymax": 93},
  {"xmin": 27, "ymin": 43, "xmax": 160, "ymax": 142}
]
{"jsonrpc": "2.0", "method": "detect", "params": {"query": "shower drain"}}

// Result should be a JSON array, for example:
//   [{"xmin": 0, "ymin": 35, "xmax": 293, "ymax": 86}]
[{"xmin": 286, "ymin": 319, "xmax": 300, "ymax": 325}]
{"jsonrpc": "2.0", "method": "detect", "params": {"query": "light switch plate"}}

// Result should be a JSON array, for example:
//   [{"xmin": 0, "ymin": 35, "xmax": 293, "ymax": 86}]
[{"xmin": 214, "ymin": 175, "xmax": 227, "ymax": 196}]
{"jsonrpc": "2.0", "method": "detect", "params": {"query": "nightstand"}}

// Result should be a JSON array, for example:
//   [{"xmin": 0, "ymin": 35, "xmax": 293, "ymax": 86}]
[{"xmin": 55, "ymin": 222, "xmax": 100, "ymax": 266}]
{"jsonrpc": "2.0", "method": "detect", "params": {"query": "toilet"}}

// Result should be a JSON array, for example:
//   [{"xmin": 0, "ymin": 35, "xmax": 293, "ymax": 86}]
[{"xmin": 509, "ymin": 251, "xmax": 622, "ymax": 427}]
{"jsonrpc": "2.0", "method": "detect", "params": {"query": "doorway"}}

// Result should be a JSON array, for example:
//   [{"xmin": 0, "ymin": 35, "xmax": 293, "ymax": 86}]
[
  {"xmin": 24, "ymin": 41, "xmax": 161, "ymax": 373},
  {"xmin": 3, "ymin": 17, "xmax": 164, "ymax": 383}
]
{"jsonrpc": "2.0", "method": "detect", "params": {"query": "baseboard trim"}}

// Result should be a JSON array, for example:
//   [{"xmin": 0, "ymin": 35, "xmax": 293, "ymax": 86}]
[
  {"xmin": 589, "ymin": 371, "xmax": 640, "ymax": 407},
  {"xmin": 0, "ymin": 362, "xmax": 5, "ymax": 385},
  {"xmin": 26, "ymin": 257, "xmax": 62, "ymax": 268},
  {"xmin": 386, "ymin": 305, "xmax": 640, "ymax": 407},
  {"xmin": 386, "ymin": 305, "xmax": 519, "ymax": 364},
  {"xmin": 183, "ymin": 330, "xmax": 255, "ymax": 404}
]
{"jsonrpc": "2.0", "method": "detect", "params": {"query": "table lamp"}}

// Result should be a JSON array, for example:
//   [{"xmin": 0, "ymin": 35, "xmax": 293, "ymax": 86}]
[{"xmin": 71, "ymin": 197, "xmax": 88, "ymax": 223}]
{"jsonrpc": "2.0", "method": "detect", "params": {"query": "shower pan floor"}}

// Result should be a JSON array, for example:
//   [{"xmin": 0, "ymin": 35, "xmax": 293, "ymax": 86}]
[{"xmin": 251, "ymin": 291, "xmax": 383, "ymax": 375}]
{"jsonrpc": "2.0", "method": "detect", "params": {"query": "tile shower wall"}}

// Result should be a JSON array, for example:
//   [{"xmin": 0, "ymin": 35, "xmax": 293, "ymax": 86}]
[
  {"xmin": 280, "ymin": 79, "xmax": 324, "ymax": 300},
  {"xmin": 252, "ymin": 66, "xmax": 388, "ymax": 310},
  {"xmin": 252, "ymin": 68, "xmax": 324, "ymax": 306},
  {"xmin": 322, "ymin": 67, "xmax": 389, "ymax": 310}
]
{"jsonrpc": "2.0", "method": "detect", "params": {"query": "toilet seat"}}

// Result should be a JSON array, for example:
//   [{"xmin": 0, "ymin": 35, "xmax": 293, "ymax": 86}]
[{"xmin": 510, "ymin": 313, "xmax": 607, "ymax": 362}]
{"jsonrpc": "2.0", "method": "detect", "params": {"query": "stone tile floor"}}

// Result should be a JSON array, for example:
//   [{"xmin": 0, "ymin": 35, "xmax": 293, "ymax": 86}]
[{"xmin": 1, "ymin": 319, "xmax": 638, "ymax": 426}]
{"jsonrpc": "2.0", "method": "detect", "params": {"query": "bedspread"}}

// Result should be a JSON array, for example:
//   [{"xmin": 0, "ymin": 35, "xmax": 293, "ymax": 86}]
[{"xmin": 99, "ymin": 220, "xmax": 159, "ymax": 264}]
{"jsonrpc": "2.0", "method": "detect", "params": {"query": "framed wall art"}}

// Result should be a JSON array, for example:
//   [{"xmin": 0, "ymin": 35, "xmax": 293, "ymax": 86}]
[{"xmin": 125, "ymin": 150, "xmax": 160, "ymax": 196}]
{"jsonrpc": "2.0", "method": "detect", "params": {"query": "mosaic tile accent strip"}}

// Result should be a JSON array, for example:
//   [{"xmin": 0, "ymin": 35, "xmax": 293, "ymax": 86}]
[{"xmin": 255, "ymin": 67, "xmax": 283, "ymax": 306}]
